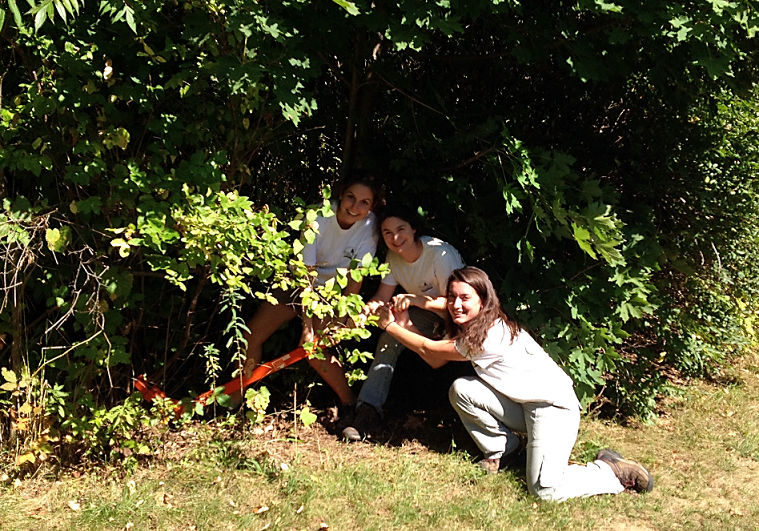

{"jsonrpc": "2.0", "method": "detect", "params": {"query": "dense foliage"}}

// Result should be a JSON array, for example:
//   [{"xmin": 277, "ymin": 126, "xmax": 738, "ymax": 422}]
[{"xmin": 1, "ymin": 0, "xmax": 758, "ymax": 465}]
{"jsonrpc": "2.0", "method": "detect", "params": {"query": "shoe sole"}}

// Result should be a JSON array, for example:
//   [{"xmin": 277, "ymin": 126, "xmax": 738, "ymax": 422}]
[
  {"xmin": 597, "ymin": 448, "xmax": 654, "ymax": 492},
  {"xmin": 341, "ymin": 426, "xmax": 363, "ymax": 443}
]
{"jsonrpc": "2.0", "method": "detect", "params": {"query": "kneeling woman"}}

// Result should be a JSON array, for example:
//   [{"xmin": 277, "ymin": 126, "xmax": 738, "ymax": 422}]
[{"xmin": 376, "ymin": 266, "xmax": 653, "ymax": 502}]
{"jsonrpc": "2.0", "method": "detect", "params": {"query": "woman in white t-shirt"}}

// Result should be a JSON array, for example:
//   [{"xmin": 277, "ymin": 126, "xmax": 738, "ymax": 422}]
[
  {"xmin": 240, "ymin": 173, "xmax": 383, "ymax": 415},
  {"xmin": 375, "ymin": 266, "xmax": 654, "ymax": 502},
  {"xmin": 341, "ymin": 204, "xmax": 464, "ymax": 441}
]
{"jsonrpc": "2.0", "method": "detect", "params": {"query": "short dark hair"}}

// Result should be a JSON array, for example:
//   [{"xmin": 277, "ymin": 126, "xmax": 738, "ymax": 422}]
[{"xmin": 376, "ymin": 203, "xmax": 424, "ymax": 240}]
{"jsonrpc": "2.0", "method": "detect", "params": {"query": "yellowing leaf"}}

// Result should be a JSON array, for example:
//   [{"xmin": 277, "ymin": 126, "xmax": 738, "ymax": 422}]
[
  {"xmin": 45, "ymin": 226, "xmax": 71, "ymax": 253},
  {"xmin": 16, "ymin": 452, "xmax": 35, "ymax": 465},
  {"xmin": 18, "ymin": 402, "xmax": 33, "ymax": 415},
  {"xmin": 2, "ymin": 367, "xmax": 17, "ymax": 384}
]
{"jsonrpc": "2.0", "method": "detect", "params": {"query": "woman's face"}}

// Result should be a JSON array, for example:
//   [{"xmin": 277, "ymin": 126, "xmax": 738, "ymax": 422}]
[
  {"xmin": 381, "ymin": 216, "xmax": 417, "ymax": 256},
  {"xmin": 447, "ymin": 280, "xmax": 483, "ymax": 328},
  {"xmin": 336, "ymin": 184, "xmax": 374, "ymax": 228}
]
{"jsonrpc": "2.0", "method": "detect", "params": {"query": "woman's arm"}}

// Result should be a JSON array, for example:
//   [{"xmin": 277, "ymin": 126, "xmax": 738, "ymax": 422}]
[
  {"xmin": 392, "ymin": 293, "xmax": 448, "ymax": 317},
  {"xmin": 364, "ymin": 281, "xmax": 396, "ymax": 313},
  {"xmin": 376, "ymin": 306, "xmax": 465, "ymax": 366}
]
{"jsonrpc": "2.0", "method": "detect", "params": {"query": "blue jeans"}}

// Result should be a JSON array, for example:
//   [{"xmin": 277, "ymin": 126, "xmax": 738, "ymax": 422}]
[{"xmin": 357, "ymin": 307, "xmax": 443, "ymax": 413}]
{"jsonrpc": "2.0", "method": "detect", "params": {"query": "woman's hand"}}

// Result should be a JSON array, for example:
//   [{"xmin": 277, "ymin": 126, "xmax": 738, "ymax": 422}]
[
  {"xmin": 391, "ymin": 293, "xmax": 417, "ymax": 313},
  {"xmin": 376, "ymin": 304, "xmax": 396, "ymax": 331},
  {"xmin": 363, "ymin": 299, "xmax": 384, "ymax": 316}
]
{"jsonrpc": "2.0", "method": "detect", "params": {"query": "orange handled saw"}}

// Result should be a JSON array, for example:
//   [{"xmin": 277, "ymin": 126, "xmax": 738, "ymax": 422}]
[{"xmin": 134, "ymin": 346, "xmax": 311, "ymax": 415}]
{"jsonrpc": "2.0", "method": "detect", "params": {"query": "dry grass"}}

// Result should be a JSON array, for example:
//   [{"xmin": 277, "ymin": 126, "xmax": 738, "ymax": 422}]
[{"xmin": 2, "ymin": 351, "xmax": 759, "ymax": 530}]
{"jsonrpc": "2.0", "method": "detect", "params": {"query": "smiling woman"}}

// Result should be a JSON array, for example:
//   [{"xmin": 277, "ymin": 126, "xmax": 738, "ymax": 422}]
[
  {"xmin": 446, "ymin": 281, "xmax": 482, "ymax": 327},
  {"xmin": 336, "ymin": 185, "xmax": 375, "ymax": 229},
  {"xmin": 340, "ymin": 204, "xmax": 465, "ymax": 442},
  {"xmin": 235, "ymin": 171, "xmax": 385, "ymax": 420},
  {"xmin": 376, "ymin": 266, "xmax": 655, "ymax": 502}
]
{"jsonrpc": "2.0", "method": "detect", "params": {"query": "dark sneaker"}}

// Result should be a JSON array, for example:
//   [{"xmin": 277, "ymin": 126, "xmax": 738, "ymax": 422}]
[
  {"xmin": 596, "ymin": 448, "xmax": 654, "ymax": 492},
  {"xmin": 333, "ymin": 403, "xmax": 356, "ymax": 434},
  {"xmin": 341, "ymin": 403, "xmax": 382, "ymax": 442}
]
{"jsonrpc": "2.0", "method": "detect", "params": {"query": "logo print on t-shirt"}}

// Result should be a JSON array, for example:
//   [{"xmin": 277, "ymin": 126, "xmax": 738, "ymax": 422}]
[
  {"xmin": 343, "ymin": 246, "xmax": 356, "ymax": 260},
  {"xmin": 420, "ymin": 281, "xmax": 434, "ymax": 294}
]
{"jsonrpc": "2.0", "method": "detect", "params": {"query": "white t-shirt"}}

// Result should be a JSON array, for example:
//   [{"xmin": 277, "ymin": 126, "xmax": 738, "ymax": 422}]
[
  {"xmin": 301, "ymin": 209, "xmax": 378, "ymax": 287},
  {"xmin": 382, "ymin": 236, "xmax": 465, "ymax": 297},
  {"xmin": 455, "ymin": 319, "xmax": 580, "ymax": 410}
]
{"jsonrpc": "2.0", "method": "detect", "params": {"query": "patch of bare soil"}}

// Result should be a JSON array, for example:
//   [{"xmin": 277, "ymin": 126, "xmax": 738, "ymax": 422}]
[{"xmin": 138, "ymin": 352, "xmax": 480, "ymax": 474}]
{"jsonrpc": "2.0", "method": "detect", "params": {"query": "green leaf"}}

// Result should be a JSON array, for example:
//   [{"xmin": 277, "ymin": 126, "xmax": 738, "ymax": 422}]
[
  {"xmin": 45, "ymin": 226, "xmax": 71, "ymax": 253},
  {"xmin": 216, "ymin": 393, "xmax": 233, "ymax": 408},
  {"xmin": 54, "ymin": 0, "xmax": 67, "ymax": 23},
  {"xmin": 332, "ymin": 0, "xmax": 360, "ymax": 15},
  {"xmin": 7, "ymin": 0, "xmax": 23, "ymax": 29},
  {"xmin": 572, "ymin": 223, "xmax": 597, "ymax": 259},
  {"xmin": 34, "ymin": 0, "xmax": 48, "ymax": 30},
  {"xmin": 299, "ymin": 406, "xmax": 317, "ymax": 427},
  {"xmin": 125, "ymin": 7, "xmax": 136, "ymax": 34}
]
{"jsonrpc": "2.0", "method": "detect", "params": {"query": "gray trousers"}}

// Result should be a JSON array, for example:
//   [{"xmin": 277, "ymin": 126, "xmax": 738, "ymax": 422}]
[
  {"xmin": 357, "ymin": 307, "xmax": 443, "ymax": 413},
  {"xmin": 449, "ymin": 376, "xmax": 624, "ymax": 502}
]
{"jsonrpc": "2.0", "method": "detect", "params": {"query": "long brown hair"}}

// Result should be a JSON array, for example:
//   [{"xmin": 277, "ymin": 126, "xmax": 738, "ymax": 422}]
[{"xmin": 445, "ymin": 267, "xmax": 521, "ymax": 355}]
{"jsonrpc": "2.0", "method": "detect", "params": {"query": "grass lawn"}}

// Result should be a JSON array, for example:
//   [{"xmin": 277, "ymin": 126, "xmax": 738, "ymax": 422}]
[{"xmin": 2, "ymin": 351, "xmax": 759, "ymax": 530}]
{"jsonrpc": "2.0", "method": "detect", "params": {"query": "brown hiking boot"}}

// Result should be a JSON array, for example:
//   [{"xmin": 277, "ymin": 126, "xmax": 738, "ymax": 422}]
[
  {"xmin": 596, "ymin": 448, "xmax": 654, "ymax": 492},
  {"xmin": 477, "ymin": 457, "xmax": 501, "ymax": 474},
  {"xmin": 341, "ymin": 403, "xmax": 382, "ymax": 442},
  {"xmin": 477, "ymin": 441, "xmax": 526, "ymax": 475}
]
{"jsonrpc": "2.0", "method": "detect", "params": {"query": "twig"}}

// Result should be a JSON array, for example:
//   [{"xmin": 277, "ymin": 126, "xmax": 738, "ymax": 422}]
[
  {"xmin": 374, "ymin": 72, "xmax": 446, "ymax": 116},
  {"xmin": 34, "ymin": 330, "xmax": 104, "ymax": 378}
]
